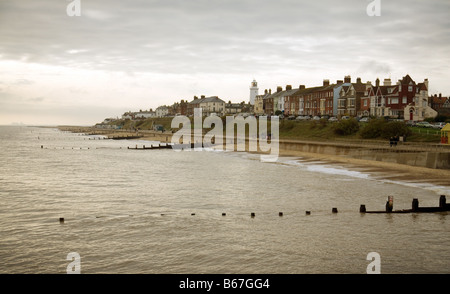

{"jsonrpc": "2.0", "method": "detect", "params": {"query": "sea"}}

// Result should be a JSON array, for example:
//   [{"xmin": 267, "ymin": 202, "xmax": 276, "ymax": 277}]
[{"xmin": 0, "ymin": 125, "xmax": 449, "ymax": 274}]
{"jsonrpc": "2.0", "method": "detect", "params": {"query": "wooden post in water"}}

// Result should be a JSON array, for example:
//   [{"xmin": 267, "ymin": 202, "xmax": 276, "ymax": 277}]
[
  {"xmin": 412, "ymin": 198, "xmax": 419, "ymax": 212},
  {"xmin": 59, "ymin": 218, "xmax": 64, "ymax": 224},
  {"xmin": 332, "ymin": 208, "xmax": 338, "ymax": 213},
  {"xmin": 440, "ymin": 195, "xmax": 446, "ymax": 208},
  {"xmin": 360, "ymin": 205, "xmax": 366, "ymax": 213},
  {"xmin": 386, "ymin": 196, "xmax": 393, "ymax": 212}
]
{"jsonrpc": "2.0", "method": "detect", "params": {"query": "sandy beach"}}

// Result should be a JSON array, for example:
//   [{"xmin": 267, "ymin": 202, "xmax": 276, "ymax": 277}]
[{"xmin": 278, "ymin": 148, "xmax": 450, "ymax": 187}]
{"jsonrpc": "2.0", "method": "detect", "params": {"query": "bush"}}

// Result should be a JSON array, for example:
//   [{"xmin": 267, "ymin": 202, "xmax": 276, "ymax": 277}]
[
  {"xmin": 359, "ymin": 118, "xmax": 386, "ymax": 139},
  {"xmin": 280, "ymin": 120, "xmax": 295, "ymax": 131},
  {"xmin": 333, "ymin": 118, "xmax": 359, "ymax": 136},
  {"xmin": 360, "ymin": 118, "xmax": 411, "ymax": 139},
  {"xmin": 381, "ymin": 121, "xmax": 412, "ymax": 139}
]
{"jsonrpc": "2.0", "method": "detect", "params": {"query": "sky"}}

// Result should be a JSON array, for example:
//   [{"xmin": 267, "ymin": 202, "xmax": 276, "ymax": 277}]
[{"xmin": 0, "ymin": 0, "xmax": 449, "ymax": 125}]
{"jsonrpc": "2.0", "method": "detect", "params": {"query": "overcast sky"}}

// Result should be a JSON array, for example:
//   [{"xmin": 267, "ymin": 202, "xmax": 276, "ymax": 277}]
[{"xmin": 1, "ymin": 0, "xmax": 449, "ymax": 125}]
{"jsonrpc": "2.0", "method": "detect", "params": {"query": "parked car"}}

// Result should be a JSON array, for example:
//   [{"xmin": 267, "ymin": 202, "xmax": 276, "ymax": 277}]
[
  {"xmin": 416, "ymin": 121, "xmax": 434, "ymax": 128},
  {"xmin": 328, "ymin": 117, "xmax": 338, "ymax": 122},
  {"xmin": 296, "ymin": 115, "xmax": 310, "ymax": 120},
  {"xmin": 341, "ymin": 116, "xmax": 350, "ymax": 120},
  {"xmin": 359, "ymin": 117, "xmax": 370, "ymax": 122},
  {"xmin": 432, "ymin": 122, "xmax": 445, "ymax": 129},
  {"xmin": 288, "ymin": 115, "xmax": 296, "ymax": 120},
  {"xmin": 312, "ymin": 116, "xmax": 321, "ymax": 121}
]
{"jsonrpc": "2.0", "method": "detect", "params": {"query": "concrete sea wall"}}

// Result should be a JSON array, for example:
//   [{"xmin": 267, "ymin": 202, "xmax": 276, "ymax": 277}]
[{"xmin": 278, "ymin": 140, "xmax": 450, "ymax": 170}]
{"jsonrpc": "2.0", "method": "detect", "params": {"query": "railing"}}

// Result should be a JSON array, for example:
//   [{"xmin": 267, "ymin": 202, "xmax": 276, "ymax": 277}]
[{"xmin": 328, "ymin": 137, "xmax": 450, "ymax": 153}]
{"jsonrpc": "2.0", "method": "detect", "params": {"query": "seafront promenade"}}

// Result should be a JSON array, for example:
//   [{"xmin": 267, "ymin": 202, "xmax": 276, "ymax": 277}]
[{"xmin": 58, "ymin": 125, "xmax": 450, "ymax": 171}]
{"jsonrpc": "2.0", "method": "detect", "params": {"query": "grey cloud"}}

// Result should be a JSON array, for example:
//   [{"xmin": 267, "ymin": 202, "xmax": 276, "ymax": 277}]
[{"xmin": 1, "ymin": 1, "xmax": 450, "ymax": 107}]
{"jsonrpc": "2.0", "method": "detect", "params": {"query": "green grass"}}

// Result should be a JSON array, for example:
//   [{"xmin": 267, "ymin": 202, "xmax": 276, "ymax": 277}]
[
  {"xmin": 105, "ymin": 117, "xmax": 442, "ymax": 143},
  {"xmin": 407, "ymin": 127, "xmax": 441, "ymax": 142}
]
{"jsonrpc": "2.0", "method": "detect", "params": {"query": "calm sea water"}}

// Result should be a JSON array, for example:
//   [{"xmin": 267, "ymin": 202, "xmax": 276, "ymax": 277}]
[{"xmin": 0, "ymin": 125, "xmax": 449, "ymax": 274}]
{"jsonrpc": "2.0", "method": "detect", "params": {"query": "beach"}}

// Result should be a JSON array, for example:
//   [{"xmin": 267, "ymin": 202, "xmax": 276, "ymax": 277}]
[
  {"xmin": 277, "ymin": 148, "xmax": 450, "ymax": 187},
  {"xmin": 58, "ymin": 125, "xmax": 450, "ymax": 187}
]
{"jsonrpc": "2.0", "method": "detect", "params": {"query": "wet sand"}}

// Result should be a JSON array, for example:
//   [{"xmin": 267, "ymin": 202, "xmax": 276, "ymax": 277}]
[{"xmin": 278, "ymin": 149, "xmax": 450, "ymax": 187}]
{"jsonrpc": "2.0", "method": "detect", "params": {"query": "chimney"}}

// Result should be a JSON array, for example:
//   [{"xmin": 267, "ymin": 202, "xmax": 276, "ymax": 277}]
[
  {"xmin": 277, "ymin": 86, "xmax": 282, "ymax": 92},
  {"xmin": 356, "ymin": 77, "xmax": 362, "ymax": 84},
  {"xmin": 383, "ymin": 78, "xmax": 391, "ymax": 86},
  {"xmin": 376, "ymin": 78, "xmax": 380, "ymax": 87},
  {"xmin": 299, "ymin": 85, "xmax": 306, "ymax": 90},
  {"xmin": 286, "ymin": 85, "xmax": 292, "ymax": 90},
  {"xmin": 194, "ymin": 96, "xmax": 198, "ymax": 100},
  {"xmin": 344, "ymin": 75, "xmax": 351, "ymax": 83},
  {"xmin": 201, "ymin": 95, "xmax": 205, "ymax": 99},
  {"xmin": 269, "ymin": 89, "xmax": 272, "ymax": 94},
  {"xmin": 264, "ymin": 89, "xmax": 268, "ymax": 94},
  {"xmin": 424, "ymin": 78, "xmax": 429, "ymax": 91},
  {"xmin": 336, "ymin": 80, "xmax": 343, "ymax": 85},
  {"xmin": 323, "ymin": 79, "xmax": 330, "ymax": 86},
  {"xmin": 439, "ymin": 93, "xmax": 442, "ymax": 98}
]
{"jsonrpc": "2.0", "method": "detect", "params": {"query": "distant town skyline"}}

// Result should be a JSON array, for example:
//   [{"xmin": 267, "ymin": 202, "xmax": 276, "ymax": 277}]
[{"xmin": 1, "ymin": 0, "xmax": 449, "ymax": 125}]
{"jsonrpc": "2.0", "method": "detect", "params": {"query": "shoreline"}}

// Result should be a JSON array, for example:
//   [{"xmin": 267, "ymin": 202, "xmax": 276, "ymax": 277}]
[
  {"xmin": 56, "ymin": 125, "xmax": 450, "ymax": 187},
  {"xmin": 276, "ymin": 149, "xmax": 450, "ymax": 187}
]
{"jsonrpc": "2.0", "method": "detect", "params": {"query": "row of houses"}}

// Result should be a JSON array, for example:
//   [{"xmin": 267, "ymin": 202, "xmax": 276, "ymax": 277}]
[
  {"xmin": 254, "ymin": 74, "xmax": 442, "ymax": 121},
  {"xmin": 119, "ymin": 74, "xmax": 447, "ymax": 122},
  {"xmin": 122, "ymin": 96, "xmax": 252, "ymax": 119}
]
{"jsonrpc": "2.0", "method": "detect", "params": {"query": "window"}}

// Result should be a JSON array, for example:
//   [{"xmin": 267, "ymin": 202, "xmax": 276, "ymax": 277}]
[
  {"xmin": 402, "ymin": 96, "xmax": 407, "ymax": 104},
  {"xmin": 391, "ymin": 98, "xmax": 398, "ymax": 104},
  {"xmin": 363, "ymin": 100, "xmax": 368, "ymax": 107},
  {"xmin": 408, "ymin": 86, "xmax": 413, "ymax": 92}
]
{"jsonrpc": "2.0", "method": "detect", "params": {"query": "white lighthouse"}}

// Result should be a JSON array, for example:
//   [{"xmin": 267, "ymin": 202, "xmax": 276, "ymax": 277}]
[{"xmin": 249, "ymin": 79, "xmax": 258, "ymax": 105}]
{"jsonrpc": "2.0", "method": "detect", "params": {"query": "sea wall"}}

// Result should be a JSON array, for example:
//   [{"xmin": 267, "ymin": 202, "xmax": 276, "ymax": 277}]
[{"xmin": 278, "ymin": 140, "xmax": 450, "ymax": 170}]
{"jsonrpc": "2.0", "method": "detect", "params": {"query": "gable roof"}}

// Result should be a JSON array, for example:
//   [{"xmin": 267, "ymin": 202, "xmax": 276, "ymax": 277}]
[
  {"xmin": 401, "ymin": 74, "xmax": 415, "ymax": 85},
  {"xmin": 189, "ymin": 96, "xmax": 224, "ymax": 104}
]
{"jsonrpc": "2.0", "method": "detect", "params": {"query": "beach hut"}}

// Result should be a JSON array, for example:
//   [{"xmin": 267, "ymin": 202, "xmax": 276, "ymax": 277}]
[{"xmin": 441, "ymin": 123, "xmax": 450, "ymax": 144}]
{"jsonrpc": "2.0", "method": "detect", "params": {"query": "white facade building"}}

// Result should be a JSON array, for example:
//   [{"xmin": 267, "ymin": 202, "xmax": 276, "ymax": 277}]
[
  {"xmin": 134, "ymin": 111, "xmax": 156, "ymax": 119},
  {"xmin": 249, "ymin": 79, "xmax": 258, "ymax": 105},
  {"xmin": 156, "ymin": 106, "xmax": 169, "ymax": 117}
]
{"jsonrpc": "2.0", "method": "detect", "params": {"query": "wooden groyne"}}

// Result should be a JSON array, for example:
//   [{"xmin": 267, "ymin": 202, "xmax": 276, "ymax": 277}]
[
  {"xmin": 127, "ymin": 143, "xmax": 173, "ymax": 150},
  {"xmin": 127, "ymin": 143, "xmax": 216, "ymax": 150},
  {"xmin": 111, "ymin": 135, "xmax": 143, "ymax": 140},
  {"xmin": 360, "ymin": 195, "xmax": 450, "ymax": 214}
]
